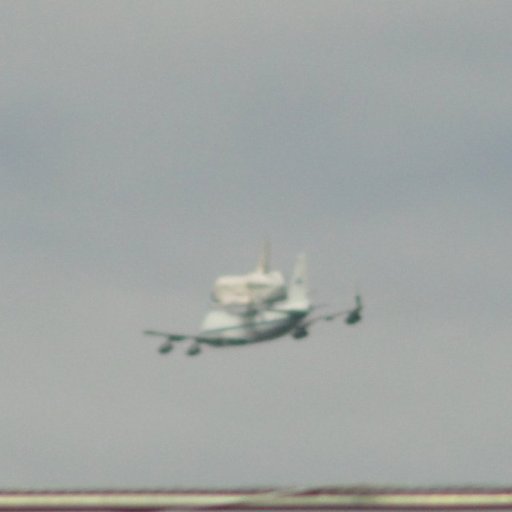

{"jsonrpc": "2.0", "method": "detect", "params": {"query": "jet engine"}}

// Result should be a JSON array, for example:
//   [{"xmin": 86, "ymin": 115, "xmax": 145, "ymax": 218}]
[
  {"xmin": 345, "ymin": 295, "xmax": 363, "ymax": 325},
  {"xmin": 292, "ymin": 326, "xmax": 309, "ymax": 339},
  {"xmin": 159, "ymin": 341, "xmax": 173, "ymax": 354}
]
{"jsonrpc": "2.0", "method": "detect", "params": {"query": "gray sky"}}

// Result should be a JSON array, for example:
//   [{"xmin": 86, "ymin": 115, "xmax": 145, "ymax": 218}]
[{"xmin": 2, "ymin": 0, "xmax": 512, "ymax": 489}]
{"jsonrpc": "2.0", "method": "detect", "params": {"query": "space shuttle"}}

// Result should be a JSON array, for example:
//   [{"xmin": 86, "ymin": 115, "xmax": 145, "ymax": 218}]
[{"xmin": 211, "ymin": 243, "xmax": 287, "ymax": 309}]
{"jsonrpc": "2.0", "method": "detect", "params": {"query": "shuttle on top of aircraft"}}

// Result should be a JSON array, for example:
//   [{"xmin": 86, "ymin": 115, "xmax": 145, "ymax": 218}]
[
  {"xmin": 144, "ymin": 248, "xmax": 363, "ymax": 356},
  {"xmin": 211, "ymin": 242, "xmax": 286, "ymax": 310}
]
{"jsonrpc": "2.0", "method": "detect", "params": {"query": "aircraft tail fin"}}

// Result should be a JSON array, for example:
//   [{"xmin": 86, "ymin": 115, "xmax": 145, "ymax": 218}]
[{"xmin": 286, "ymin": 253, "xmax": 310, "ymax": 309}]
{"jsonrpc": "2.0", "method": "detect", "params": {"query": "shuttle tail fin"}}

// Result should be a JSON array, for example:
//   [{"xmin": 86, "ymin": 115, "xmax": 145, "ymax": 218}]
[{"xmin": 255, "ymin": 241, "xmax": 271, "ymax": 273}]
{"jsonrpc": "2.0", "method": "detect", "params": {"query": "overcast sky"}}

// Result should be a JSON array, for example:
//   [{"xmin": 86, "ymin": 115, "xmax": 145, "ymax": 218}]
[{"xmin": 2, "ymin": 0, "xmax": 512, "ymax": 489}]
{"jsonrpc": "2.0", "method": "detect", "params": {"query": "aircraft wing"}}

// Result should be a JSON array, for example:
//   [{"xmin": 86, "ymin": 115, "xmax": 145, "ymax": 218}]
[
  {"xmin": 143, "ymin": 330, "xmax": 191, "ymax": 341},
  {"xmin": 144, "ymin": 330, "xmax": 249, "ymax": 355},
  {"xmin": 143, "ymin": 330, "xmax": 194, "ymax": 353},
  {"xmin": 301, "ymin": 309, "xmax": 351, "ymax": 328},
  {"xmin": 301, "ymin": 295, "xmax": 363, "ymax": 329}
]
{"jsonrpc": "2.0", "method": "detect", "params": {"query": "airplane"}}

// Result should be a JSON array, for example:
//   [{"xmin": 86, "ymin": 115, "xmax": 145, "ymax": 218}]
[{"xmin": 144, "ymin": 253, "xmax": 363, "ymax": 356}]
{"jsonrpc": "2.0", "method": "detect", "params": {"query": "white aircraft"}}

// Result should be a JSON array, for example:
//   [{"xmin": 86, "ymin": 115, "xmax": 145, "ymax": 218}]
[{"xmin": 144, "ymin": 253, "xmax": 362, "ymax": 356}]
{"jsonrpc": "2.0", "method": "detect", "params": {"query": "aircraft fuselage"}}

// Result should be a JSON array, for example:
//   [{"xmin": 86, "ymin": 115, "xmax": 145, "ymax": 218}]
[{"xmin": 198, "ymin": 307, "xmax": 308, "ymax": 346}]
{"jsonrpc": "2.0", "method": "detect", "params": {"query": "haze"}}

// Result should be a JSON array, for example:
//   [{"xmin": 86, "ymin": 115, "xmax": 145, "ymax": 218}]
[{"xmin": 2, "ymin": 1, "xmax": 512, "ymax": 488}]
